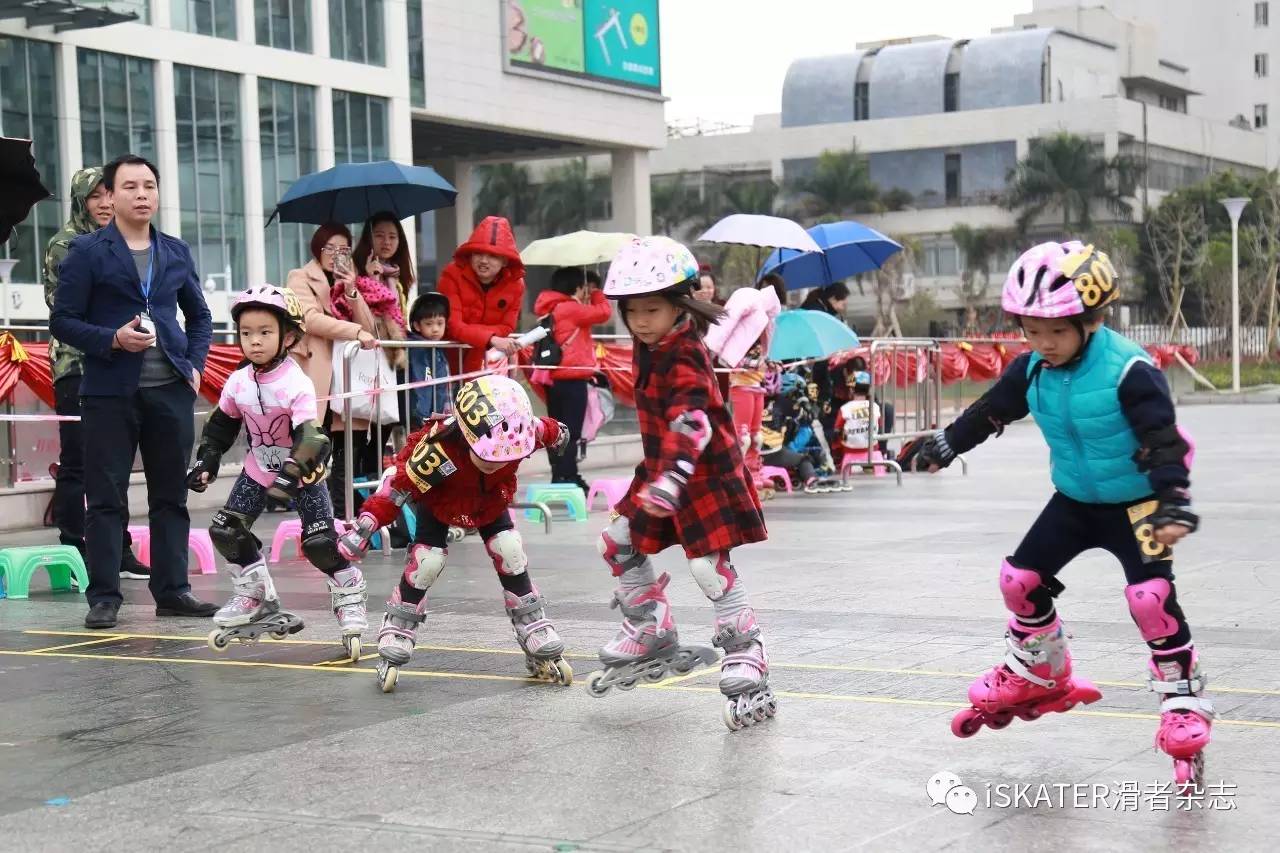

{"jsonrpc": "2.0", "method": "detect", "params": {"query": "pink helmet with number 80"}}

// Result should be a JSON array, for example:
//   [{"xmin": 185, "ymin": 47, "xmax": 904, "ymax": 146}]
[
  {"xmin": 603, "ymin": 235, "xmax": 701, "ymax": 299},
  {"xmin": 455, "ymin": 375, "xmax": 537, "ymax": 463},
  {"xmin": 1001, "ymin": 240, "xmax": 1120, "ymax": 319}
]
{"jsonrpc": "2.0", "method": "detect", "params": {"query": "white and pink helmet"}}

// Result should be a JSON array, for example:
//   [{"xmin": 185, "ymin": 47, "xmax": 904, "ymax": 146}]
[
  {"xmin": 603, "ymin": 235, "xmax": 701, "ymax": 299},
  {"xmin": 455, "ymin": 375, "xmax": 537, "ymax": 463},
  {"xmin": 1001, "ymin": 241, "xmax": 1121, "ymax": 319},
  {"xmin": 231, "ymin": 284, "xmax": 306, "ymax": 334}
]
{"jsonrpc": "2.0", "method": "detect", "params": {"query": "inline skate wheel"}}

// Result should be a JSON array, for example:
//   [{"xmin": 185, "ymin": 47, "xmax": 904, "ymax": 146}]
[
  {"xmin": 951, "ymin": 710, "xmax": 982, "ymax": 738},
  {"xmin": 987, "ymin": 711, "xmax": 1014, "ymax": 730},
  {"xmin": 270, "ymin": 627, "xmax": 290, "ymax": 641},
  {"xmin": 643, "ymin": 667, "xmax": 666, "ymax": 683},
  {"xmin": 722, "ymin": 700, "xmax": 745, "ymax": 732},
  {"xmin": 553, "ymin": 659, "xmax": 573, "ymax": 686},
  {"xmin": 207, "ymin": 629, "xmax": 230, "ymax": 652},
  {"xmin": 379, "ymin": 665, "xmax": 399, "ymax": 693},
  {"xmin": 346, "ymin": 636, "xmax": 362, "ymax": 663},
  {"xmin": 765, "ymin": 697, "xmax": 779, "ymax": 717},
  {"xmin": 586, "ymin": 671, "xmax": 610, "ymax": 698}
]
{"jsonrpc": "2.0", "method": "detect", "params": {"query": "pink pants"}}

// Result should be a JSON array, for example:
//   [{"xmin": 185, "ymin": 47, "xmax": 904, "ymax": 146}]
[{"xmin": 730, "ymin": 386, "xmax": 765, "ymax": 481}]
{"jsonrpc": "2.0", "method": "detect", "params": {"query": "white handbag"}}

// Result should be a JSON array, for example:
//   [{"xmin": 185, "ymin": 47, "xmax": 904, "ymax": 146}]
[{"xmin": 331, "ymin": 342, "xmax": 400, "ymax": 425}]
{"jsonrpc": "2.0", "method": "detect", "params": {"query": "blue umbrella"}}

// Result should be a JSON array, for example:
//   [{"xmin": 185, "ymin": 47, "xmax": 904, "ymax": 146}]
[
  {"xmin": 768, "ymin": 310, "xmax": 860, "ymax": 361},
  {"xmin": 759, "ymin": 221, "xmax": 902, "ymax": 289},
  {"xmin": 268, "ymin": 160, "xmax": 457, "ymax": 225}
]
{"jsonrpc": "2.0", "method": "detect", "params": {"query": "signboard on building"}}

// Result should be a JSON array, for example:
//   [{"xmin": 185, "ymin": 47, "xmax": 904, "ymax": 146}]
[{"xmin": 505, "ymin": 0, "xmax": 661, "ymax": 92}]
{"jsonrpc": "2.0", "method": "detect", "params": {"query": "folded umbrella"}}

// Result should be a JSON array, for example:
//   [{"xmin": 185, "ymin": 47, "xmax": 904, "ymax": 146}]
[
  {"xmin": 521, "ymin": 230, "xmax": 637, "ymax": 266},
  {"xmin": 268, "ymin": 160, "xmax": 456, "ymax": 225},
  {"xmin": 759, "ymin": 221, "xmax": 901, "ymax": 289},
  {"xmin": 768, "ymin": 310, "xmax": 860, "ymax": 362}
]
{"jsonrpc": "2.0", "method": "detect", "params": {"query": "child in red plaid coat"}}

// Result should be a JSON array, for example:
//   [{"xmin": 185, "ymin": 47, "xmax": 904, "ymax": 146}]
[{"xmin": 586, "ymin": 236, "xmax": 775, "ymax": 730}]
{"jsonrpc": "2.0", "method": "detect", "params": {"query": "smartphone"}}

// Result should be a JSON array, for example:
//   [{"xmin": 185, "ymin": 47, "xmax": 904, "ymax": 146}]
[{"xmin": 333, "ymin": 247, "xmax": 353, "ymax": 279}]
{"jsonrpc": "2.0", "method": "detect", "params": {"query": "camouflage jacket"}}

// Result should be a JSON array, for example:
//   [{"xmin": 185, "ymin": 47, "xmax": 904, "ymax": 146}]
[{"xmin": 43, "ymin": 167, "xmax": 104, "ymax": 383}]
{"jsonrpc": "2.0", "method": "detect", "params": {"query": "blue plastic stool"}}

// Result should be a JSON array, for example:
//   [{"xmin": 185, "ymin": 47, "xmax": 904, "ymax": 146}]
[
  {"xmin": 523, "ymin": 483, "xmax": 588, "ymax": 522},
  {"xmin": 0, "ymin": 545, "xmax": 88, "ymax": 600}
]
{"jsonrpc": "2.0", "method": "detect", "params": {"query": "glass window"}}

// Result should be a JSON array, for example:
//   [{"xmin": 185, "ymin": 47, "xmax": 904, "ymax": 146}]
[
  {"xmin": 332, "ymin": 90, "xmax": 389, "ymax": 163},
  {"xmin": 407, "ymin": 0, "xmax": 424, "ymax": 107},
  {"xmin": 0, "ymin": 36, "xmax": 60, "ymax": 284},
  {"xmin": 329, "ymin": 0, "xmax": 384, "ymax": 65},
  {"xmin": 944, "ymin": 153, "xmax": 961, "ymax": 204},
  {"xmin": 259, "ymin": 79, "xmax": 317, "ymax": 284},
  {"xmin": 854, "ymin": 82, "xmax": 869, "ymax": 121},
  {"xmin": 1256, "ymin": 103, "xmax": 1269, "ymax": 128},
  {"xmin": 944, "ymin": 72, "xmax": 959, "ymax": 112},
  {"xmin": 256, "ymin": 0, "xmax": 311, "ymax": 52},
  {"xmin": 1257, "ymin": 1, "xmax": 1269, "ymax": 26},
  {"xmin": 1256, "ymin": 53, "xmax": 1269, "ymax": 77},
  {"xmin": 78, "ymin": 50, "xmax": 156, "ymax": 168},
  {"xmin": 175, "ymin": 65, "xmax": 245, "ymax": 289},
  {"xmin": 172, "ymin": 0, "xmax": 236, "ymax": 38}
]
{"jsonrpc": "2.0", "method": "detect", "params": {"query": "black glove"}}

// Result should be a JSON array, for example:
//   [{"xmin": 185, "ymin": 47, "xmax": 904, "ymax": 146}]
[
  {"xmin": 1151, "ymin": 489, "xmax": 1199, "ymax": 534},
  {"xmin": 914, "ymin": 430, "xmax": 956, "ymax": 471},
  {"xmin": 185, "ymin": 447, "xmax": 221, "ymax": 492}
]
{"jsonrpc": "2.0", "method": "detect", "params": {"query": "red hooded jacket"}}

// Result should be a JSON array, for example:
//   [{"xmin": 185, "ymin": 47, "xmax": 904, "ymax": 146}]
[
  {"xmin": 531, "ymin": 287, "xmax": 612, "ymax": 381},
  {"xmin": 437, "ymin": 216, "xmax": 526, "ymax": 375}
]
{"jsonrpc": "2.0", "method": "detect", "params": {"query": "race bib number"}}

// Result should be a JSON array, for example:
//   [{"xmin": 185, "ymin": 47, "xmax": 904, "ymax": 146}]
[
  {"xmin": 405, "ymin": 438, "xmax": 457, "ymax": 494},
  {"xmin": 1126, "ymin": 499, "xmax": 1172, "ymax": 564},
  {"xmin": 456, "ymin": 382, "xmax": 505, "ymax": 434}
]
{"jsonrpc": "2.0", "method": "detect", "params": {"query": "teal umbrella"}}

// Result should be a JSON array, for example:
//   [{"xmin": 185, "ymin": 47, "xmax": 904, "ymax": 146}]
[{"xmin": 768, "ymin": 310, "xmax": 860, "ymax": 361}]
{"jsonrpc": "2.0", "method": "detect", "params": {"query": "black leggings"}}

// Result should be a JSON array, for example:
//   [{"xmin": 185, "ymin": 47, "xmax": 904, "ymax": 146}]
[
  {"xmin": 398, "ymin": 509, "xmax": 533, "ymax": 604},
  {"xmin": 545, "ymin": 380, "xmax": 588, "ymax": 484},
  {"xmin": 1008, "ymin": 492, "xmax": 1191, "ymax": 651}
]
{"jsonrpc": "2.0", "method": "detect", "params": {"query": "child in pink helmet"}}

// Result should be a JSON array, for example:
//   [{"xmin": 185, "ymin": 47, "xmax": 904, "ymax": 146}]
[
  {"xmin": 187, "ymin": 285, "xmax": 367, "ymax": 661},
  {"xmin": 916, "ymin": 241, "xmax": 1210, "ymax": 791},
  {"xmin": 339, "ymin": 374, "xmax": 574, "ymax": 693}
]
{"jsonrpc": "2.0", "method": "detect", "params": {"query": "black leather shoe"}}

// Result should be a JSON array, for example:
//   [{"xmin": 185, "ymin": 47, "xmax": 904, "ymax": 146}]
[
  {"xmin": 85, "ymin": 601, "xmax": 120, "ymax": 629},
  {"xmin": 155, "ymin": 593, "xmax": 218, "ymax": 617}
]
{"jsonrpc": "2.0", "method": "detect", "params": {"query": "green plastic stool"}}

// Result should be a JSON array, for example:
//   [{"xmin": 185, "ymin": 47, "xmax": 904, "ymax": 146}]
[
  {"xmin": 523, "ymin": 483, "xmax": 588, "ymax": 522},
  {"xmin": 0, "ymin": 545, "xmax": 89, "ymax": 600}
]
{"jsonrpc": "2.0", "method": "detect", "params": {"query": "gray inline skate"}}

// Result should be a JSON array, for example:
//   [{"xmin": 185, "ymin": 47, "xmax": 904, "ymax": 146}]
[
  {"xmin": 586, "ymin": 573, "xmax": 718, "ymax": 697},
  {"xmin": 374, "ymin": 591, "xmax": 427, "ymax": 693},
  {"xmin": 208, "ymin": 560, "xmax": 304, "ymax": 650},
  {"xmin": 328, "ymin": 566, "xmax": 368, "ymax": 663},
  {"xmin": 713, "ymin": 608, "xmax": 777, "ymax": 731},
  {"xmin": 504, "ymin": 588, "xmax": 572, "ymax": 685}
]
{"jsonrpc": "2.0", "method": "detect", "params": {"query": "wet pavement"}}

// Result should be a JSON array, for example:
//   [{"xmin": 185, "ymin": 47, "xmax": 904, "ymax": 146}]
[{"xmin": 0, "ymin": 404, "xmax": 1276, "ymax": 851}]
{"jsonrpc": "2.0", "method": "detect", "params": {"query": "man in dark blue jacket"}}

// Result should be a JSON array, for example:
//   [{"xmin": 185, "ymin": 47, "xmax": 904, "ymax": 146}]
[{"xmin": 51, "ymin": 154, "xmax": 217, "ymax": 628}]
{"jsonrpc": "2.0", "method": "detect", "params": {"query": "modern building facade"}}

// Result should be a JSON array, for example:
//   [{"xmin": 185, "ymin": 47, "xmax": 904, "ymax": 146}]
[
  {"xmin": 652, "ymin": 2, "xmax": 1271, "ymax": 323},
  {"xmin": 0, "ymin": 0, "xmax": 665, "ymax": 322}
]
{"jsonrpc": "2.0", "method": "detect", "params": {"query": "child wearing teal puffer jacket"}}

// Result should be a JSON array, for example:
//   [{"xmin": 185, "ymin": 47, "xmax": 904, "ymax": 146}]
[{"xmin": 915, "ymin": 241, "xmax": 1212, "ymax": 793}]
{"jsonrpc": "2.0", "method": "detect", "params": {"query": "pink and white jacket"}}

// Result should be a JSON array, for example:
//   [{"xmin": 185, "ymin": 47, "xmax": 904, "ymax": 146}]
[
  {"xmin": 218, "ymin": 358, "xmax": 319, "ymax": 488},
  {"xmin": 703, "ymin": 286, "xmax": 781, "ymax": 369}
]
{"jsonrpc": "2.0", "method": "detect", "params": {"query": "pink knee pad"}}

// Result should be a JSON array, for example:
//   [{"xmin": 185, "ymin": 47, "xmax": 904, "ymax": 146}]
[
  {"xmin": 1125, "ymin": 578, "xmax": 1180, "ymax": 642},
  {"xmin": 999, "ymin": 559, "xmax": 1043, "ymax": 618}
]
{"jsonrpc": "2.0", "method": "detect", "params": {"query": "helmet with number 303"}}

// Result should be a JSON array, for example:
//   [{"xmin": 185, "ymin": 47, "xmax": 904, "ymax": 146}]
[
  {"xmin": 1001, "ymin": 241, "xmax": 1120, "ymax": 319},
  {"xmin": 455, "ymin": 375, "xmax": 537, "ymax": 462}
]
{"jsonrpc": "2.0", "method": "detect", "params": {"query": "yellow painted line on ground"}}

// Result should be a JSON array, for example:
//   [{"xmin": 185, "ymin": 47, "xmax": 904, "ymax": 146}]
[
  {"xmin": 23, "ymin": 636, "xmax": 131, "ymax": 653},
  {"xmin": 13, "ymin": 631, "xmax": 1280, "ymax": 698}
]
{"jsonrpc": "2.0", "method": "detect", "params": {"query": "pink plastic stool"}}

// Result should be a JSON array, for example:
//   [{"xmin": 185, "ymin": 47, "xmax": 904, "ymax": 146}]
[
  {"xmin": 188, "ymin": 529, "xmax": 217, "ymax": 574},
  {"xmin": 127, "ymin": 525, "xmax": 150, "ymax": 564},
  {"xmin": 586, "ymin": 477, "xmax": 631, "ymax": 512},
  {"xmin": 269, "ymin": 518, "xmax": 303, "ymax": 562},
  {"xmin": 841, "ymin": 448, "xmax": 887, "ymax": 477},
  {"xmin": 758, "ymin": 465, "xmax": 793, "ymax": 493}
]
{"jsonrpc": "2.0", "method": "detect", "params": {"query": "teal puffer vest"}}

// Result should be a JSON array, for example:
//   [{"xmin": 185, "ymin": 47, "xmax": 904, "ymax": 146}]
[{"xmin": 1025, "ymin": 326, "xmax": 1153, "ymax": 504}]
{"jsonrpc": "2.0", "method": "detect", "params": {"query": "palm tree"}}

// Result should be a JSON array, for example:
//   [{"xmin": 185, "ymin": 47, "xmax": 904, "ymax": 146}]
[
  {"xmin": 474, "ymin": 163, "xmax": 534, "ymax": 226},
  {"xmin": 789, "ymin": 146, "xmax": 880, "ymax": 223},
  {"xmin": 952, "ymin": 224, "xmax": 1016, "ymax": 333},
  {"xmin": 719, "ymin": 179, "xmax": 779, "ymax": 216},
  {"xmin": 535, "ymin": 158, "xmax": 608, "ymax": 236},
  {"xmin": 650, "ymin": 173, "xmax": 704, "ymax": 239},
  {"xmin": 1005, "ymin": 132, "xmax": 1142, "ymax": 235}
]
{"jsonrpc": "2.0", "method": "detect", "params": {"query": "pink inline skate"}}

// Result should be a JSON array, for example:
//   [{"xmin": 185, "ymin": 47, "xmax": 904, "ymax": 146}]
[
  {"xmin": 1147, "ymin": 649, "xmax": 1214, "ymax": 791},
  {"xmin": 952, "ymin": 618, "xmax": 1102, "ymax": 737}
]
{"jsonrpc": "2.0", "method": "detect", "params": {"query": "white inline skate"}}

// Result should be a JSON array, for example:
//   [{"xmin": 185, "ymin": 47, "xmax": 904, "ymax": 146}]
[
  {"xmin": 586, "ymin": 573, "xmax": 718, "ymax": 697},
  {"xmin": 713, "ymin": 608, "xmax": 777, "ymax": 731},
  {"xmin": 328, "ymin": 565, "xmax": 367, "ymax": 663},
  {"xmin": 375, "ymin": 590, "xmax": 427, "ymax": 693},
  {"xmin": 208, "ymin": 560, "xmax": 303, "ymax": 650},
  {"xmin": 504, "ymin": 588, "xmax": 572, "ymax": 685}
]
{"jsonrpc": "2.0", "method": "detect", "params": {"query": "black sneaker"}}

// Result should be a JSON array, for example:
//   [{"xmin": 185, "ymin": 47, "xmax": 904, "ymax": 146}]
[
  {"xmin": 85, "ymin": 601, "xmax": 120, "ymax": 629},
  {"xmin": 120, "ymin": 550, "xmax": 151, "ymax": 580},
  {"xmin": 154, "ymin": 593, "xmax": 218, "ymax": 617}
]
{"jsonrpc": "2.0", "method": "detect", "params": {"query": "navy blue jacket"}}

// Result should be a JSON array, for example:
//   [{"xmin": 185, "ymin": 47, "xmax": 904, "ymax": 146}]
[
  {"xmin": 407, "ymin": 335, "xmax": 454, "ymax": 423},
  {"xmin": 50, "ymin": 221, "xmax": 213, "ymax": 396}
]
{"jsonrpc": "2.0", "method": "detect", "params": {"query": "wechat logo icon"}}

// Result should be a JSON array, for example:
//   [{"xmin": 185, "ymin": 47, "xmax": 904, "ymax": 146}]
[{"xmin": 927, "ymin": 771, "xmax": 978, "ymax": 815}]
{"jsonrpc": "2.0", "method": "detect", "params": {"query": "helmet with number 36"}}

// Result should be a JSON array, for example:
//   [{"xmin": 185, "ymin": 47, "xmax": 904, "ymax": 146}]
[
  {"xmin": 1001, "ymin": 241, "xmax": 1120, "ymax": 319},
  {"xmin": 455, "ymin": 375, "xmax": 537, "ymax": 462}
]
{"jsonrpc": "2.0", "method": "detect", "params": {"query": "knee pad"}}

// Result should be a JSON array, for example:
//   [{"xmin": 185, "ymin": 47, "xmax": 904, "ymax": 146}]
[
  {"xmin": 999, "ymin": 559, "xmax": 1044, "ymax": 619},
  {"xmin": 599, "ymin": 515, "xmax": 645, "ymax": 576},
  {"xmin": 484, "ymin": 529, "xmax": 527, "ymax": 576},
  {"xmin": 1125, "ymin": 578, "xmax": 1182, "ymax": 643},
  {"xmin": 210, "ymin": 509, "xmax": 260, "ymax": 565},
  {"xmin": 689, "ymin": 551, "xmax": 737, "ymax": 601},
  {"xmin": 301, "ymin": 518, "xmax": 345, "ymax": 572},
  {"xmin": 404, "ymin": 544, "xmax": 447, "ymax": 591}
]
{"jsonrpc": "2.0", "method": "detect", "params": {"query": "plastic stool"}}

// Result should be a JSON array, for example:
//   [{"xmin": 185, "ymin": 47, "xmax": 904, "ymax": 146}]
[
  {"xmin": 0, "ymin": 545, "xmax": 89, "ymax": 600},
  {"xmin": 188, "ymin": 529, "xmax": 218, "ymax": 574},
  {"xmin": 585, "ymin": 477, "xmax": 631, "ymax": 511},
  {"xmin": 841, "ymin": 449, "xmax": 887, "ymax": 478},
  {"xmin": 127, "ymin": 524, "xmax": 150, "ymax": 564},
  {"xmin": 523, "ymin": 483, "xmax": 588, "ymax": 521},
  {"xmin": 759, "ymin": 465, "xmax": 793, "ymax": 493},
  {"xmin": 269, "ymin": 518, "xmax": 303, "ymax": 562}
]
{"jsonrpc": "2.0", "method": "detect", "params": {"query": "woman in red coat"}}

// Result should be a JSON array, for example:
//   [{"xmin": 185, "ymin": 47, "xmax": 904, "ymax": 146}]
[
  {"xmin": 532, "ymin": 266, "xmax": 612, "ymax": 490},
  {"xmin": 586, "ymin": 236, "xmax": 774, "ymax": 732},
  {"xmin": 437, "ymin": 215, "xmax": 526, "ymax": 375}
]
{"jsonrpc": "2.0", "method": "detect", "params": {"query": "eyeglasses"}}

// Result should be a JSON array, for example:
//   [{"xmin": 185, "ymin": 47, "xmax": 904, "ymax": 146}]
[{"xmin": 321, "ymin": 245, "xmax": 350, "ymax": 256}]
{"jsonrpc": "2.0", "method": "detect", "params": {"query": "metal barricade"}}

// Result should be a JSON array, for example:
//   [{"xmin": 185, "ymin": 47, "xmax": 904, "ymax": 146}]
[{"xmin": 850, "ymin": 338, "xmax": 968, "ymax": 483}]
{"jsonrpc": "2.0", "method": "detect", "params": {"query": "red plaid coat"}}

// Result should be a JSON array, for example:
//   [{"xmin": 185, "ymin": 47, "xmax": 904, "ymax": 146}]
[{"xmin": 619, "ymin": 322, "xmax": 767, "ymax": 558}]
